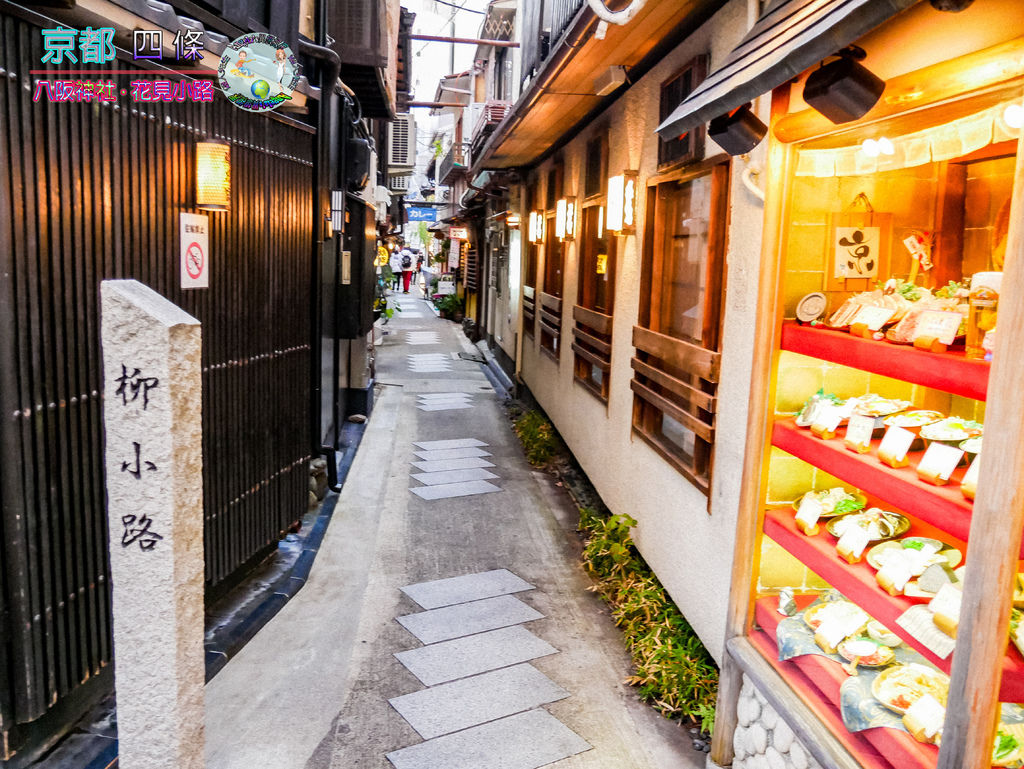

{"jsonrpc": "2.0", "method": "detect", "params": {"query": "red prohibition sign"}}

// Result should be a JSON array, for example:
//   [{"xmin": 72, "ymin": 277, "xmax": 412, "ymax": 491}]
[{"xmin": 185, "ymin": 242, "xmax": 204, "ymax": 279}]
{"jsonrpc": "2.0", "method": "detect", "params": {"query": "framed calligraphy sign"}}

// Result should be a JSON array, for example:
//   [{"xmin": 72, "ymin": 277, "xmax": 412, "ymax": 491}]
[{"xmin": 827, "ymin": 211, "xmax": 892, "ymax": 293}]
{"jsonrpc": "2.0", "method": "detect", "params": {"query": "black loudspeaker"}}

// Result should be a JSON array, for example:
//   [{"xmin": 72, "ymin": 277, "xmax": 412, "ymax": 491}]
[
  {"xmin": 346, "ymin": 137, "xmax": 371, "ymax": 191},
  {"xmin": 804, "ymin": 56, "xmax": 885, "ymax": 124},
  {"xmin": 708, "ymin": 104, "xmax": 767, "ymax": 156}
]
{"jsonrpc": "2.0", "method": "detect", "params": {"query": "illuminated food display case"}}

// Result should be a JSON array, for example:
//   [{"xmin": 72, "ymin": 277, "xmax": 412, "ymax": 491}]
[{"xmin": 714, "ymin": 5, "xmax": 1024, "ymax": 769}]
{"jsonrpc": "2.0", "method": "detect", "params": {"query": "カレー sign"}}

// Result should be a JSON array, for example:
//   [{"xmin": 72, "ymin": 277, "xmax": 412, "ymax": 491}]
[
  {"xmin": 407, "ymin": 206, "xmax": 438, "ymax": 222},
  {"xmin": 180, "ymin": 213, "xmax": 209, "ymax": 289}
]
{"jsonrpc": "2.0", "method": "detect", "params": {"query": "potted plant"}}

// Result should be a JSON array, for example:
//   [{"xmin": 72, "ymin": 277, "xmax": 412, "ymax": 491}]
[{"xmin": 433, "ymin": 293, "xmax": 464, "ymax": 321}]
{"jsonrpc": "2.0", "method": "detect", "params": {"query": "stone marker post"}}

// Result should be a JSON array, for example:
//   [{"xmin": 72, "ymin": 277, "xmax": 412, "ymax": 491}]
[{"xmin": 100, "ymin": 280, "xmax": 204, "ymax": 769}]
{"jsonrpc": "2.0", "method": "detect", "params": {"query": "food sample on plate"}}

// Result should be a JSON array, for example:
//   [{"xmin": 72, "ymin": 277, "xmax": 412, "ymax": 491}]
[
  {"xmin": 872, "ymin": 663, "xmax": 950, "ymax": 714},
  {"xmin": 920, "ymin": 417, "xmax": 983, "ymax": 444},
  {"xmin": 992, "ymin": 731, "xmax": 1024, "ymax": 768},
  {"xmin": 792, "ymin": 487, "xmax": 866, "ymax": 518},
  {"xmin": 1010, "ymin": 609, "xmax": 1024, "ymax": 659},
  {"xmin": 959, "ymin": 436, "xmax": 983, "ymax": 455},
  {"xmin": 826, "ymin": 509, "xmax": 910, "ymax": 541},
  {"xmin": 804, "ymin": 600, "xmax": 870, "ymax": 654},
  {"xmin": 866, "ymin": 619, "xmax": 902, "ymax": 647},
  {"xmin": 849, "ymin": 394, "xmax": 912, "ymax": 418},
  {"xmin": 837, "ymin": 637, "xmax": 896, "ymax": 667},
  {"xmin": 867, "ymin": 538, "xmax": 959, "ymax": 596},
  {"xmin": 883, "ymin": 410, "xmax": 944, "ymax": 430},
  {"xmin": 794, "ymin": 389, "xmax": 844, "ymax": 427},
  {"xmin": 866, "ymin": 538, "xmax": 962, "ymax": 571}
]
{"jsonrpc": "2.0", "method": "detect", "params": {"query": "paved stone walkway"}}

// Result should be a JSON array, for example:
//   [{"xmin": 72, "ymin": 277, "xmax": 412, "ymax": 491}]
[{"xmin": 204, "ymin": 293, "xmax": 703, "ymax": 769}]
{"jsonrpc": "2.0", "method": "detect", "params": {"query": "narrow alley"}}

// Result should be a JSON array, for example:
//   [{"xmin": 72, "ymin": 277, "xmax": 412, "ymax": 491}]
[{"xmin": 204, "ymin": 292, "xmax": 702, "ymax": 769}]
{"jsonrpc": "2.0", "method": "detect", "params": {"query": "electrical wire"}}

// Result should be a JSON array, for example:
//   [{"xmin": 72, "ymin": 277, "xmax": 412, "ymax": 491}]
[
  {"xmin": 433, "ymin": 0, "xmax": 485, "ymax": 13},
  {"xmin": 413, "ymin": 0, "xmax": 486, "ymax": 57}
]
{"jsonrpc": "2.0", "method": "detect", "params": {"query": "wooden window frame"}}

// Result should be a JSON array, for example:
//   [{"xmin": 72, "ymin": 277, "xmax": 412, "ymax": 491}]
[
  {"xmin": 573, "ymin": 203, "xmax": 616, "ymax": 401},
  {"xmin": 658, "ymin": 56, "xmax": 708, "ymax": 171},
  {"xmin": 632, "ymin": 156, "xmax": 730, "ymax": 496},
  {"xmin": 583, "ymin": 133, "xmax": 608, "ymax": 201},
  {"xmin": 539, "ymin": 213, "xmax": 564, "ymax": 358},
  {"xmin": 523, "ymin": 183, "xmax": 539, "ymax": 336}
]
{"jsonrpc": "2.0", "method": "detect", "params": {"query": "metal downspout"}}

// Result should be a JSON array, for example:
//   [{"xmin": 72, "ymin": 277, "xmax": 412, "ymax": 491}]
[{"xmin": 299, "ymin": 39, "xmax": 341, "ymax": 467}]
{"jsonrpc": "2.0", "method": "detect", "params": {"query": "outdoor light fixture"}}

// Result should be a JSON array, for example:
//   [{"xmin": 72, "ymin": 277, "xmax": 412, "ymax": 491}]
[
  {"xmin": 195, "ymin": 140, "xmax": 230, "ymax": 211},
  {"xmin": 555, "ymin": 197, "xmax": 576, "ymax": 240},
  {"xmin": 597, "ymin": 206, "xmax": 604, "ymax": 239},
  {"xmin": 708, "ymin": 104, "xmax": 767, "ymax": 155},
  {"xmin": 804, "ymin": 47, "xmax": 885, "ymax": 125},
  {"xmin": 606, "ymin": 172, "xmax": 638, "ymax": 233},
  {"xmin": 861, "ymin": 137, "xmax": 895, "ymax": 157},
  {"xmin": 330, "ymin": 189, "xmax": 344, "ymax": 234},
  {"xmin": 1004, "ymin": 103, "xmax": 1024, "ymax": 129},
  {"xmin": 506, "ymin": 212, "xmax": 521, "ymax": 229},
  {"xmin": 528, "ymin": 211, "xmax": 544, "ymax": 243}
]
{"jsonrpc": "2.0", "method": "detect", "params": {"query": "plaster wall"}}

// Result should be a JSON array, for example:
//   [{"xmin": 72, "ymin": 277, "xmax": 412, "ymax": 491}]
[{"xmin": 516, "ymin": 0, "xmax": 767, "ymax": 662}]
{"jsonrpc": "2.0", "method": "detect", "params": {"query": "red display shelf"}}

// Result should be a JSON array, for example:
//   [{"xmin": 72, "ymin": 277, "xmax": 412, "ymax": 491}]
[
  {"xmin": 752, "ymin": 598, "xmax": 1021, "ymax": 768},
  {"xmin": 780, "ymin": 322, "xmax": 989, "ymax": 402},
  {"xmin": 770, "ymin": 419, "xmax": 1011, "ymax": 555},
  {"xmin": 763, "ymin": 507, "xmax": 1024, "ymax": 701},
  {"xmin": 750, "ymin": 599, "xmax": 930, "ymax": 769}
]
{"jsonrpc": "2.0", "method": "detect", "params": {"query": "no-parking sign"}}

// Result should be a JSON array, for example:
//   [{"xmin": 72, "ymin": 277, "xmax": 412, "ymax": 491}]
[{"xmin": 180, "ymin": 213, "xmax": 210, "ymax": 289}]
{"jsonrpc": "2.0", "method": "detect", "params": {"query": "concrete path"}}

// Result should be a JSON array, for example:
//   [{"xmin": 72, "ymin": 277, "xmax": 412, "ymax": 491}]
[{"xmin": 204, "ymin": 293, "xmax": 702, "ymax": 769}]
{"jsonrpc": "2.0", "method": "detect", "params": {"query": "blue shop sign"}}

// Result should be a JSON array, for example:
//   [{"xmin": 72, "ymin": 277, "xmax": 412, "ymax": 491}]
[{"xmin": 407, "ymin": 206, "xmax": 438, "ymax": 222}]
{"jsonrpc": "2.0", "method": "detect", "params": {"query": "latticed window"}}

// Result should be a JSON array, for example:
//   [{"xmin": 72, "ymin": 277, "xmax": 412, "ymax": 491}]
[
  {"xmin": 632, "ymin": 158, "xmax": 730, "ymax": 494},
  {"xmin": 658, "ymin": 56, "xmax": 707, "ymax": 169}
]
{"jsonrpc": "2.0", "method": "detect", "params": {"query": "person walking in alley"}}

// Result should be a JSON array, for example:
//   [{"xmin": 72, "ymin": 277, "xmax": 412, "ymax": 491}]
[
  {"xmin": 388, "ymin": 247, "xmax": 404, "ymax": 292},
  {"xmin": 400, "ymin": 246, "xmax": 414, "ymax": 293}
]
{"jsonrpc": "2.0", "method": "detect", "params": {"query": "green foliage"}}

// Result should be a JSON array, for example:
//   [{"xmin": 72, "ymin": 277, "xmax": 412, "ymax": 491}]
[
  {"xmin": 581, "ymin": 507, "xmax": 719, "ymax": 734},
  {"xmin": 511, "ymin": 410, "xmax": 559, "ymax": 467},
  {"xmin": 433, "ymin": 293, "xmax": 463, "ymax": 314},
  {"xmin": 506, "ymin": 407, "xmax": 720, "ymax": 735}
]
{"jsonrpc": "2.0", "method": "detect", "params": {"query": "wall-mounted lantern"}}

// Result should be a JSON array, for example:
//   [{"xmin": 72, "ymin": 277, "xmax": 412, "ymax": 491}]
[
  {"xmin": 195, "ymin": 140, "xmax": 230, "ymax": 211},
  {"xmin": 506, "ymin": 212, "xmax": 521, "ymax": 229},
  {"xmin": 606, "ymin": 171, "xmax": 637, "ymax": 234},
  {"xmin": 555, "ymin": 197, "xmax": 576, "ymax": 240},
  {"xmin": 528, "ymin": 211, "xmax": 545, "ymax": 244}
]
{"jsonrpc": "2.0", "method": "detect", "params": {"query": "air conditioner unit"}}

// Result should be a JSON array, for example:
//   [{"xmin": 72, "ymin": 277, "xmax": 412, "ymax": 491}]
[
  {"xmin": 389, "ymin": 174, "xmax": 411, "ymax": 192},
  {"xmin": 388, "ymin": 115, "xmax": 416, "ymax": 169}
]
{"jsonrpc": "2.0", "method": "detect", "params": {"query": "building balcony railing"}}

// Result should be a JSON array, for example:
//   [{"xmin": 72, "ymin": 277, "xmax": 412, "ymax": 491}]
[
  {"xmin": 470, "ymin": 100, "xmax": 512, "ymax": 152},
  {"xmin": 439, "ymin": 144, "xmax": 466, "ymax": 185}
]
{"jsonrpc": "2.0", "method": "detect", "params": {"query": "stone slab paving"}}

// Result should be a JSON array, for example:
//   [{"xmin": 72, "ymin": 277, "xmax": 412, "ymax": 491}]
[
  {"xmin": 410, "ymin": 457, "xmax": 495, "ymax": 472},
  {"xmin": 388, "ymin": 664, "xmax": 570, "ymax": 740},
  {"xmin": 413, "ymin": 447, "xmax": 491, "ymax": 461},
  {"xmin": 393, "ymin": 626, "xmax": 557, "ymax": 686},
  {"xmin": 396, "ymin": 595, "xmax": 543, "ymax": 644},
  {"xmin": 408, "ymin": 480, "xmax": 502, "ymax": 501},
  {"xmin": 405, "ymin": 332, "xmax": 440, "ymax": 346},
  {"xmin": 408, "ymin": 354, "xmax": 452, "ymax": 373},
  {"xmin": 385, "ymin": 710, "xmax": 591, "ymax": 769},
  {"xmin": 401, "ymin": 569, "xmax": 534, "ymax": 610},
  {"xmin": 409, "ymin": 467, "xmax": 498, "ymax": 486},
  {"xmin": 412, "ymin": 438, "xmax": 487, "ymax": 450},
  {"xmin": 415, "ymin": 393, "xmax": 474, "ymax": 412}
]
